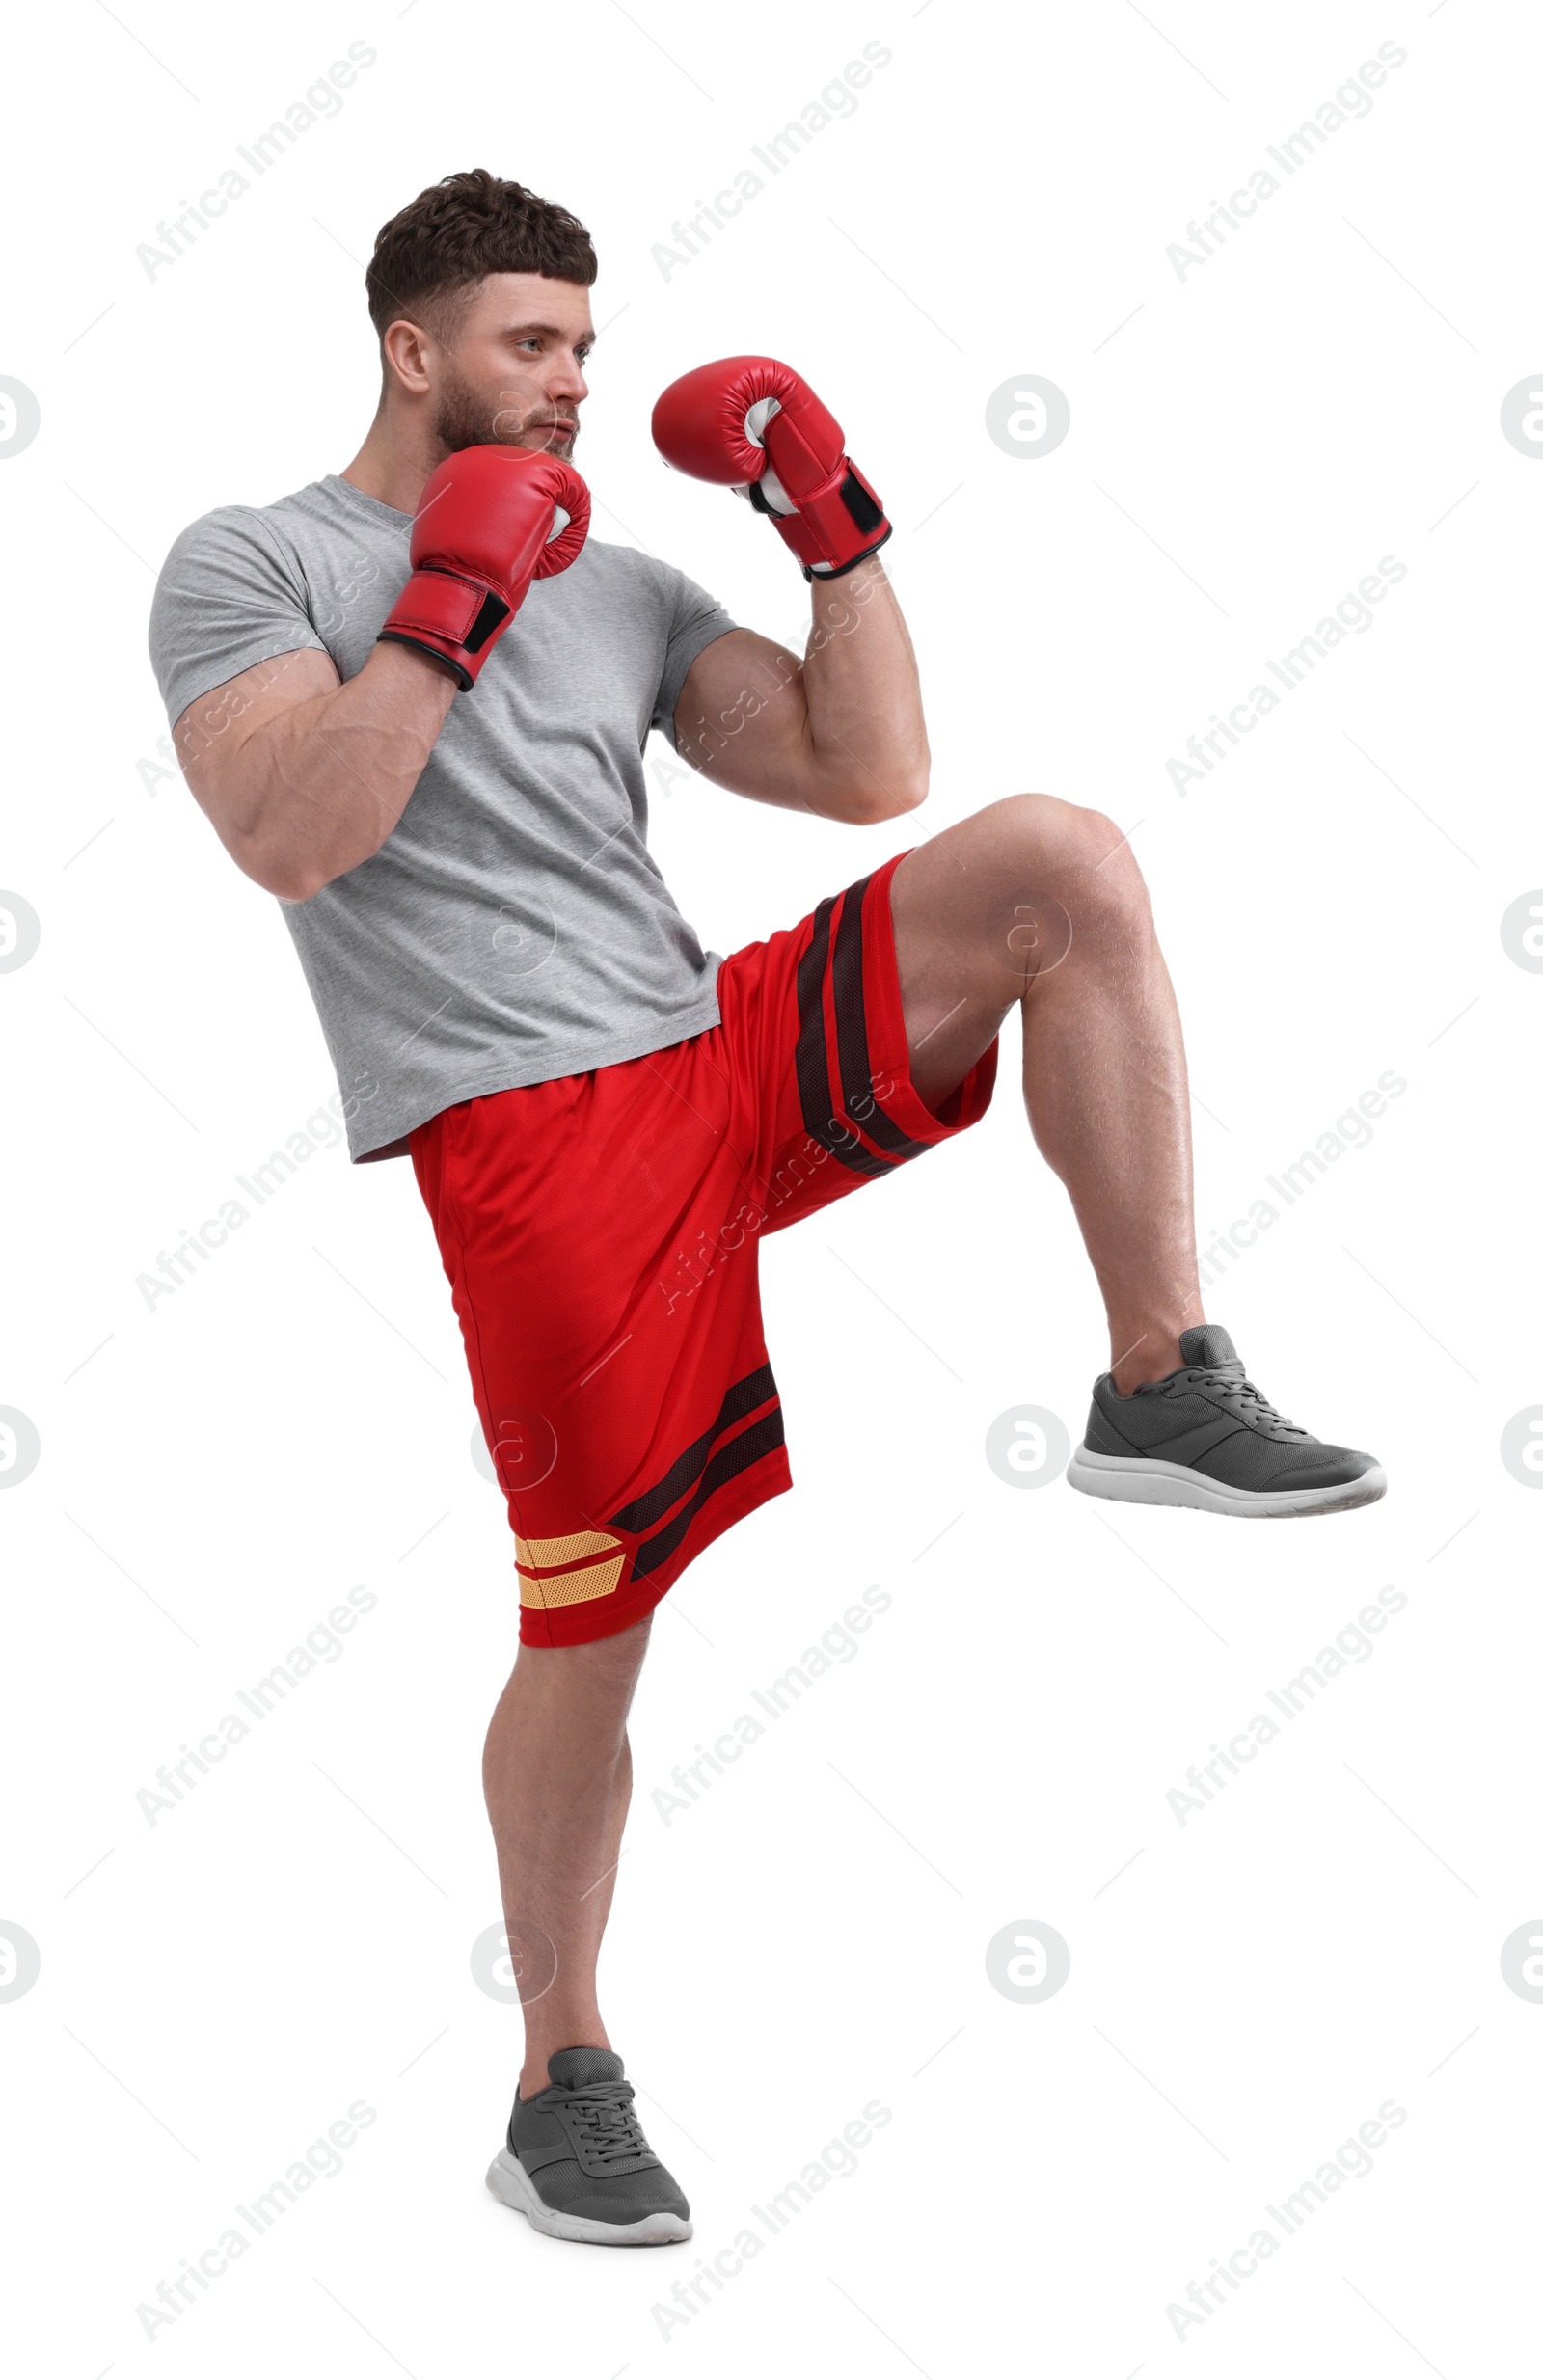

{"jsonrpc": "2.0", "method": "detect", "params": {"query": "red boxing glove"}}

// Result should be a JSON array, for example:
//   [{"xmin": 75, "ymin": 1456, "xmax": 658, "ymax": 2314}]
[
  {"xmin": 651, "ymin": 356, "xmax": 891, "ymax": 581},
  {"xmin": 377, "ymin": 445, "xmax": 590, "ymax": 690}
]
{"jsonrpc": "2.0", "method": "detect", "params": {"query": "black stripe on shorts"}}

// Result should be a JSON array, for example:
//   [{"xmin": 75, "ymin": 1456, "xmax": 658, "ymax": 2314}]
[
  {"xmin": 609, "ymin": 1363, "xmax": 778, "ymax": 1536},
  {"xmin": 828, "ymin": 872, "xmax": 933, "ymax": 1165},
  {"xmin": 794, "ymin": 891, "xmax": 891, "ymax": 1180},
  {"xmin": 630, "ymin": 1404, "xmax": 788, "ymax": 1582}
]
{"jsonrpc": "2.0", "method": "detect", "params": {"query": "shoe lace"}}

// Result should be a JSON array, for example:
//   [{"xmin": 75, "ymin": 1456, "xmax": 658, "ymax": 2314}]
[
  {"xmin": 558, "ymin": 2078, "xmax": 652, "ymax": 2163},
  {"xmin": 1183, "ymin": 1361, "xmax": 1310, "ymax": 1439}
]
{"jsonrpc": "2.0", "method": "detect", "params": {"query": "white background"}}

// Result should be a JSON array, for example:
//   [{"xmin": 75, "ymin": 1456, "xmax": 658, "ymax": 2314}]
[{"xmin": 2, "ymin": 1, "xmax": 1537, "ymax": 2372}]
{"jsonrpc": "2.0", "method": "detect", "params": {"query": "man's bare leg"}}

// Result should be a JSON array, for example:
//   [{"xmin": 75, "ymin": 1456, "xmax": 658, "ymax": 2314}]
[
  {"xmin": 482, "ymin": 1615, "xmax": 653, "ymax": 2096},
  {"xmin": 891, "ymin": 794, "xmax": 1201, "ymax": 1393}
]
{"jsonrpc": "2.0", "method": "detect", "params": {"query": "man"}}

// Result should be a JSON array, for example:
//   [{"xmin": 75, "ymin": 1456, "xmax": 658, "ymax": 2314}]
[{"xmin": 149, "ymin": 168, "xmax": 1384, "ymax": 2249}]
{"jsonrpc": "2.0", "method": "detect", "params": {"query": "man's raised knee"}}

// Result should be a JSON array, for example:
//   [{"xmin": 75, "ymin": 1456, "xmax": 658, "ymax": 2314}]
[{"xmin": 980, "ymin": 793, "xmax": 1143, "ymax": 894}]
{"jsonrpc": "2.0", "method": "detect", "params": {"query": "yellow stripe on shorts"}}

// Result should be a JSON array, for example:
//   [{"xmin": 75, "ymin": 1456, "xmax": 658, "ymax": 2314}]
[
  {"xmin": 515, "ymin": 1529, "xmax": 621, "ymax": 1569},
  {"xmin": 517, "ymin": 1555, "xmax": 626, "ymax": 1609}
]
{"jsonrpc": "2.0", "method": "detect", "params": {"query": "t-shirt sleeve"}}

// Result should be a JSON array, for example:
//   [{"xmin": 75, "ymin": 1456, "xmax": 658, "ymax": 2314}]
[
  {"xmin": 149, "ymin": 505, "xmax": 330, "ymax": 729},
  {"xmin": 649, "ymin": 561, "xmax": 739, "ymax": 750}
]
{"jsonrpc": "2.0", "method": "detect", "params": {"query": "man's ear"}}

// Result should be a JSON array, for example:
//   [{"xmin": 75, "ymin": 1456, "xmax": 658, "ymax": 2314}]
[{"xmin": 381, "ymin": 318, "xmax": 434, "ymax": 398}]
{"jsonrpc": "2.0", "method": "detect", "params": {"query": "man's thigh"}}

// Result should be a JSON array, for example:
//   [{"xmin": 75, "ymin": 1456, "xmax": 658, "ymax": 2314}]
[
  {"xmin": 411, "ymin": 1055, "xmax": 786, "ymax": 1651},
  {"xmin": 738, "ymin": 852, "xmax": 999, "ymax": 1235},
  {"xmin": 888, "ymin": 793, "xmax": 1123, "ymax": 1107}
]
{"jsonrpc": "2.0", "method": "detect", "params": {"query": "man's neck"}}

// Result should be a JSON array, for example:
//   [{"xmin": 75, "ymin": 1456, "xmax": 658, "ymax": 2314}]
[{"xmin": 340, "ymin": 413, "xmax": 439, "ymax": 516}]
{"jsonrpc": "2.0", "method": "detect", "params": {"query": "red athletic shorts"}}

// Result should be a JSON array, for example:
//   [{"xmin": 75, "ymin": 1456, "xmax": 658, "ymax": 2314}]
[{"xmin": 409, "ymin": 853, "xmax": 997, "ymax": 1646}]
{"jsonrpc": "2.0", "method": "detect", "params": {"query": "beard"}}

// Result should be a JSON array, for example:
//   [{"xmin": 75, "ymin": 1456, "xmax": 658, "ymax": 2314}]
[{"xmin": 430, "ymin": 363, "xmax": 579, "ymax": 461}]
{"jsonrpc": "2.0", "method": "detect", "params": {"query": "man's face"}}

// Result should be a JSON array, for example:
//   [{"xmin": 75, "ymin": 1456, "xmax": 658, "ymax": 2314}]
[{"xmin": 427, "ymin": 273, "xmax": 594, "ymax": 462}]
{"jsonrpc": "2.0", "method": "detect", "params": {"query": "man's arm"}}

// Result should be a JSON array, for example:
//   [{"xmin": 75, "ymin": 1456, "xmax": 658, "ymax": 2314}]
[
  {"xmin": 669, "ymin": 554, "xmax": 928, "ymax": 825},
  {"xmin": 174, "ymin": 640, "xmax": 456, "ymax": 903},
  {"xmin": 171, "ymin": 444, "xmax": 589, "ymax": 903}
]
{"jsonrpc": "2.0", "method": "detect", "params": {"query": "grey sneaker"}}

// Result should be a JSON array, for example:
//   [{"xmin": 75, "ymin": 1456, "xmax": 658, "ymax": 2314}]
[
  {"xmin": 485, "ymin": 2046, "xmax": 692, "ymax": 2246},
  {"xmin": 1067, "ymin": 1324, "xmax": 1386, "ymax": 1517}
]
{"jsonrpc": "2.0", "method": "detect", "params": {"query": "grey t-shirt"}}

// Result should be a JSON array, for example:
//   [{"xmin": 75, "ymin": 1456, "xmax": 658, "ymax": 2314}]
[{"xmin": 148, "ymin": 473, "xmax": 737, "ymax": 1159}]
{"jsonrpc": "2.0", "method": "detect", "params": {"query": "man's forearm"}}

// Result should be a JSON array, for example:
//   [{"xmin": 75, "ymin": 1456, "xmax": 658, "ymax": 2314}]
[
  {"xmin": 176, "ymin": 641, "xmax": 456, "ymax": 901},
  {"xmin": 799, "ymin": 555, "xmax": 930, "ymax": 812}
]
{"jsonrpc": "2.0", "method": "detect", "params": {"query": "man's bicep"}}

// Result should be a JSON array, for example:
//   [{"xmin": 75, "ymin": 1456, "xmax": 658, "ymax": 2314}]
[
  {"xmin": 671, "ymin": 627, "xmax": 814, "ymax": 809},
  {"xmin": 174, "ymin": 647, "xmax": 340, "ymax": 809}
]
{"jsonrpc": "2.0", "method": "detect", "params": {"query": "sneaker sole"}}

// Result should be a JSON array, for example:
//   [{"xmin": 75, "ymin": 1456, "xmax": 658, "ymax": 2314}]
[
  {"xmin": 485, "ymin": 2147, "xmax": 692, "ymax": 2246},
  {"xmin": 1066, "ymin": 1447, "xmax": 1388, "ymax": 1517}
]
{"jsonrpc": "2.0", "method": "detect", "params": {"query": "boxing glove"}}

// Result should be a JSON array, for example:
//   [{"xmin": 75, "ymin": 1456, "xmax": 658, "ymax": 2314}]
[
  {"xmin": 377, "ymin": 445, "xmax": 590, "ymax": 690},
  {"xmin": 651, "ymin": 357, "xmax": 891, "ymax": 581}
]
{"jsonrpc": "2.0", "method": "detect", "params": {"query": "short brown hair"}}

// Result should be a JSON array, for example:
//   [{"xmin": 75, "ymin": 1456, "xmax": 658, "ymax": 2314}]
[{"xmin": 365, "ymin": 169, "xmax": 597, "ymax": 343}]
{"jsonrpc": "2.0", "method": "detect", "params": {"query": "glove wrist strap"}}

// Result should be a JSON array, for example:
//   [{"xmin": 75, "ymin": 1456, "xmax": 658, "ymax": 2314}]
[
  {"xmin": 376, "ymin": 567, "xmax": 512, "ymax": 690},
  {"xmin": 755, "ymin": 459, "xmax": 892, "ymax": 580}
]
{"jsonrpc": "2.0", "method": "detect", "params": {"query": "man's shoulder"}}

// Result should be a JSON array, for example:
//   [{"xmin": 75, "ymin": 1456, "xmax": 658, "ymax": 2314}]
[
  {"xmin": 577, "ymin": 534, "xmax": 670, "ymax": 581},
  {"xmin": 161, "ymin": 477, "xmax": 382, "ymax": 570},
  {"xmin": 559, "ymin": 534, "xmax": 722, "ymax": 623}
]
